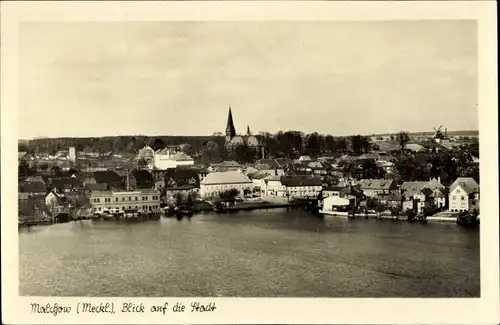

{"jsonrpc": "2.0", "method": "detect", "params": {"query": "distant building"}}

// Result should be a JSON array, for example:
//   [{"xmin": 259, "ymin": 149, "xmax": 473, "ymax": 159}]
[
  {"xmin": 137, "ymin": 146, "xmax": 155, "ymax": 169},
  {"xmin": 199, "ymin": 171, "xmax": 253, "ymax": 198},
  {"xmin": 210, "ymin": 160, "xmax": 242, "ymax": 172},
  {"xmin": 154, "ymin": 148, "xmax": 194, "ymax": 170},
  {"xmin": 89, "ymin": 189, "xmax": 161, "ymax": 214},
  {"xmin": 224, "ymin": 106, "xmax": 260, "ymax": 150},
  {"xmin": 69, "ymin": 147, "xmax": 76, "ymax": 163},
  {"xmin": 263, "ymin": 175, "xmax": 286, "ymax": 197}
]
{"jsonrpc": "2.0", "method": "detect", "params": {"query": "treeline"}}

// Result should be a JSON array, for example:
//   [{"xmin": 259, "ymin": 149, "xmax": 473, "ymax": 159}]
[{"xmin": 19, "ymin": 131, "xmax": 377, "ymax": 162}]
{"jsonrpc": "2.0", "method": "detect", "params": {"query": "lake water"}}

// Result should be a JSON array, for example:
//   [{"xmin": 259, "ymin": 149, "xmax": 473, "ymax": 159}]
[{"xmin": 19, "ymin": 209, "xmax": 480, "ymax": 297}]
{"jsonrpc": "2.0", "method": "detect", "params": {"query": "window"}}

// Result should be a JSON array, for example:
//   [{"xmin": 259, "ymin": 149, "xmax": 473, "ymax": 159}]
[
  {"xmin": 122, "ymin": 197, "xmax": 125, "ymax": 201},
  {"xmin": 461, "ymin": 196, "xmax": 465, "ymax": 201},
  {"xmin": 135, "ymin": 197, "xmax": 138, "ymax": 201},
  {"xmin": 452, "ymin": 196, "xmax": 456, "ymax": 200},
  {"xmin": 128, "ymin": 197, "xmax": 132, "ymax": 201},
  {"xmin": 115, "ymin": 198, "xmax": 118, "ymax": 202}
]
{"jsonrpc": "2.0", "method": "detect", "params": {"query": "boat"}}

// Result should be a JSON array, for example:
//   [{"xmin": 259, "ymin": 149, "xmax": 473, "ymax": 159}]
[
  {"xmin": 174, "ymin": 205, "xmax": 193, "ymax": 219},
  {"xmin": 456, "ymin": 212, "xmax": 480, "ymax": 228}
]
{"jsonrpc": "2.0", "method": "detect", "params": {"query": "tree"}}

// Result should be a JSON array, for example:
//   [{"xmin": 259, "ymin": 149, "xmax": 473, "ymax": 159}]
[
  {"xmin": 153, "ymin": 138, "xmax": 166, "ymax": 152},
  {"xmin": 137, "ymin": 158, "xmax": 149, "ymax": 170},
  {"xmin": 325, "ymin": 135, "xmax": 336, "ymax": 154},
  {"xmin": 396, "ymin": 131, "xmax": 410, "ymax": 159},
  {"xmin": 234, "ymin": 144, "xmax": 257, "ymax": 164},
  {"xmin": 51, "ymin": 165, "xmax": 62, "ymax": 177},
  {"xmin": 349, "ymin": 135, "xmax": 364, "ymax": 154}
]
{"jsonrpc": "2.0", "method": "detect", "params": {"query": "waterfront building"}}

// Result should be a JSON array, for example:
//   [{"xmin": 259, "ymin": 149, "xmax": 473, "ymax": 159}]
[
  {"xmin": 264, "ymin": 175, "xmax": 286, "ymax": 196},
  {"xmin": 89, "ymin": 189, "xmax": 161, "ymax": 214},
  {"xmin": 322, "ymin": 195, "xmax": 355, "ymax": 212},
  {"xmin": 448, "ymin": 177, "xmax": 480, "ymax": 213},
  {"xmin": 322, "ymin": 186, "xmax": 350, "ymax": 199},
  {"xmin": 357, "ymin": 179, "xmax": 398, "ymax": 198},
  {"xmin": 199, "ymin": 171, "xmax": 253, "ymax": 198},
  {"xmin": 281, "ymin": 175, "xmax": 322, "ymax": 199}
]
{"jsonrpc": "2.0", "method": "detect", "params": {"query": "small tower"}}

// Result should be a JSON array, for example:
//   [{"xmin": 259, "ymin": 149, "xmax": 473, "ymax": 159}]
[
  {"xmin": 247, "ymin": 125, "xmax": 251, "ymax": 136},
  {"xmin": 225, "ymin": 105, "xmax": 236, "ymax": 143}
]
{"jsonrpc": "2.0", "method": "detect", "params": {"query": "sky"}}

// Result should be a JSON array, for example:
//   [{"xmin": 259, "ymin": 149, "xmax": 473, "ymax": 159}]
[{"xmin": 19, "ymin": 21, "xmax": 478, "ymax": 139}]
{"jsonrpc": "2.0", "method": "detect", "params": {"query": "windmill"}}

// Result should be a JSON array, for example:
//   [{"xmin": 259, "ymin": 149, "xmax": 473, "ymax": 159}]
[{"xmin": 432, "ymin": 125, "xmax": 447, "ymax": 143}]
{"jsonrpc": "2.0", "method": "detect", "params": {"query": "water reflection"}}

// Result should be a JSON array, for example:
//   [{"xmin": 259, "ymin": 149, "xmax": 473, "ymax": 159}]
[{"xmin": 19, "ymin": 210, "xmax": 479, "ymax": 297}]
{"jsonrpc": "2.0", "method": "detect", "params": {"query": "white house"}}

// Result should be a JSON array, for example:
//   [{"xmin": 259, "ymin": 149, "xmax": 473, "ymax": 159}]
[
  {"xmin": 321, "ymin": 195, "xmax": 355, "ymax": 212},
  {"xmin": 89, "ymin": 189, "xmax": 161, "ymax": 214},
  {"xmin": 154, "ymin": 148, "xmax": 194, "ymax": 170},
  {"xmin": 199, "ymin": 171, "xmax": 253, "ymax": 198},
  {"xmin": 264, "ymin": 175, "xmax": 286, "ymax": 196},
  {"xmin": 448, "ymin": 177, "xmax": 479, "ymax": 213},
  {"xmin": 248, "ymin": 173, "xmax": 268, "ymax": 195}
]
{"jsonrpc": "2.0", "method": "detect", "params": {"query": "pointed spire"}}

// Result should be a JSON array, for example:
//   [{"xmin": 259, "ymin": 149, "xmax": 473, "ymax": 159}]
[
  {"xmin": 247, "ymin": 125, "xmax": 251, "ymax": 136},
  {"xmin": 225, "ymin": 105, "xmax": 236, "ymax": 140}
]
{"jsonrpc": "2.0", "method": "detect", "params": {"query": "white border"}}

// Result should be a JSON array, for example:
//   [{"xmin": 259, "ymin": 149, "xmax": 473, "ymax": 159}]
[{"xmin": 1, "ymin": 1, "xmax": 498, "ymax": 324}]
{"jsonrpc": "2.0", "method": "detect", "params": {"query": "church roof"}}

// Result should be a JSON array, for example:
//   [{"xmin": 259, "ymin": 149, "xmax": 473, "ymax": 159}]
[{"xmin": 225, "ymin": 107, "xmax": 236, "ymax": 138}]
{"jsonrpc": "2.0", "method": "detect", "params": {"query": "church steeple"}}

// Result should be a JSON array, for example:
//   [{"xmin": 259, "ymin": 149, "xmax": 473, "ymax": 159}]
[
  {"xmin": 247, "ymin": 125, "xmax": 251, "ymax": 136},
  {"xmin": 225, "ymin": 105, "xmax": 236, "ymax": 142}
]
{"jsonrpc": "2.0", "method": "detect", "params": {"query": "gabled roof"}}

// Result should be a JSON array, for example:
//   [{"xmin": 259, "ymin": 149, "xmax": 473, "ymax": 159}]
[
  {"xmin": 18, "ymin": 152, "xmax": 27, "ymax": 160},
  {"xmin": 49, "ymin": 177, "xmax": 80, "ymax": 189},
  {"xmin": 420, "ymin": 187, "xmax": 434, "ymax": 197},
  {"xmin": 450, "ymin": 177, "xmax": 479, "ymax": 194},
  {"xmin": 25, "ymin": 175, "xmax": 46, "ymax": 184},
  {"xmin": 200, "ymin": 171, "xmax": 252, "ymax": 185},
  {"xmin": 164, "ymin": 168, "xmax": 200, "ymax": 188},
  {"xmin": 216, "ymin": 160, "xmax": 241, "ymax": 167},
  {"xmin": 132, "ymin": 170, "xmax": 154, "ymax": 185},
  {"xmin": 280, "ymin": 175, "xmax": 322, "ymax": 187},
  {"xmin": 19, "ymin": 181, "xmax": 46, "ymax": 193},
  {"xmin": 358, "ymin": 179, "xmax": 395, "ymax": 190}
]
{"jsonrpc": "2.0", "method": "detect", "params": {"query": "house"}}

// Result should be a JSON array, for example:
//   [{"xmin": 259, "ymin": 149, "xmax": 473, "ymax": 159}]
[
  {"xmin": 430, "ymin": 188, "xmax": 447, "ymax": 209},
  {"xmin": 298, "ymin": 155, "xmax": 312, "ymax": 162},
  {"xmin": 248, "ymin": 172, "xmax": 269, "ymax": 195},
  {"xmin": 280, "ymin": 175, "xmax": 322, "ymax": 199},
  {"xmin": 45, "ymin": 190, "xmax": 68, "ymax": 214},
  {"xmin": 322, "ymin": 195, "xmax": 356, "ymax": 212},
  {"xmin": 322, "ymin": 186, "xmax": 350, "ymax": 199},
  {"xmin": 400, "ymin": 178, "xmax": 444, "ymax": 193},
  {"xmin": 413, "ymin": 187, "xmax": 434, "ymax": 214},
  {"xmin": 137, "ymin": 146, "xmax": 155, "ymax": 169},
  {"xmin": 264, "ymin": 175, "xmax": 286, "ymax": 197},
  {"xmin": 89, "ymin": 189, "xmax": 161, "ymax": 214},
  {"xmin": 200, "ymin": 171, "xmax": 253, "ymax": 198},
  {"xmin": 18, "ymin": 182, "xmax": 47, "ymax": 213},
  {"xmin": 377, "ymin": 194, "xmax": 403, "ymax": 209},
  {"xmin": 48, "ymin": 177, "xmax": 81, "ymax": 193},
  {"xmin": 210, "ymin": 161, "xmax": 242, "ymax": 172},
  {"xmin": 154, "ymin": 148, "xmax": 194, "ymax": 170},
  {"xmin": 448, "ymin": 177, "xmax": 480, "ymax": 213},
  {"xmin": 357, "ymin": 179, "xmax": 397, "ymax": 197},
  {"xmin": 132, "ymin": 170, "xmax": 155, "ymax": 189},
  {"xmin": 24, "ymin": 175, "xmax": 46, "ymax": 185},
  {"xmin": 83, "ymin": 177, "xmax": 97, "ymax": 187}
]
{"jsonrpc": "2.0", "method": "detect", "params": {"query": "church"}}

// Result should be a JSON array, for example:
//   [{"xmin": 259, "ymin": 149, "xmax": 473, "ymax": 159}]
[{"xmin": 224, "ymin": 106, "xmax": 260, "ymax": 149}]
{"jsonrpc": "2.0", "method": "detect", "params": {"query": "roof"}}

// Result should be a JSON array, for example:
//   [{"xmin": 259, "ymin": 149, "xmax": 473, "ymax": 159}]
[
  {"xmin": 280, "ymin": 175, "xmax": 322, "ymax": 187},
  {"xmin": 264, "ymin": 175, "xmax": 282, "ymax": 182},
  {"xmin": 200, "ymin": 171, "xmax": 252, "ymax": 185},
  {"xmin": 420, "ymin": 187, "xmax": 434, "ymax": 197},
  {"xmin": 406, "ymin": 143, "xmax": 426, "ymax": 152},
  {"xmin": 19, "ymin": 181, "xmax": 46, "ymax": 193},
  {"xmin": 215, "ymin": 160, "xmax": 241, "ymax": 167},
  {"xmin": 85, "ymin": 183, "xmax": 108, "ymax": 191},
  {"xmin": 274, "ymin": 158, "xmax": 294, "ymax": 167},
  {"xmin": 93, "ymin": 170, "xmax": 122, "ymax": 184},
  {"xmin": 164, "ymin": 168, "xmax": 200, "ymax": 188},
  {"xmin": 25, "ymin": 175, "xmax": 46, "ymax": 184},
  {"xmin": 358, "ymin": 179, "xmax": 395, "ymax": 190},
  {"xmin": 248, "ymin": 172, "xmax": 269, "ymax": 180},
  {"xmin": 90, "ymin": 189, "xmax": 161, "ymax": 197},
  {"xmin": 450, "ymin": 177, "xmax": 479, "ymax": 194},
  {"xmin": 132, "ymin": 170, "xmax": 154, "ymax": 182},
  {"xmin": 18, "ymin": 152, "xmax": 27, "ymax": 160},
  {"xmin": 378, "ymin": 194, "xmax": 402, "ymax": 201},
  {"xmin": 49, "ymin": 177, "xmax": 80, "ymax": 189},
  {"xmin": 323, "ymin": 186, "xmax": 348, "ymax": 192}
]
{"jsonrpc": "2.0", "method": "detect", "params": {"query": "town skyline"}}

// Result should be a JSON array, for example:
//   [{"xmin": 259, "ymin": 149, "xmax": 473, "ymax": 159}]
[{"xmin": 19, "ymin": 21, "xmax": 477, "ymax": 139}]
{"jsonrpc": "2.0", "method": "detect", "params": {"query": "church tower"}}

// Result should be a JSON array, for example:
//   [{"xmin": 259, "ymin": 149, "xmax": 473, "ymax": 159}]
[
  {"xmin": 246, "ymin": 125, "xmax": 251, "ymax": 136},
  {"xmin": 225, "ymin": 105, "xmax": 236, "ymax": 143}
]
